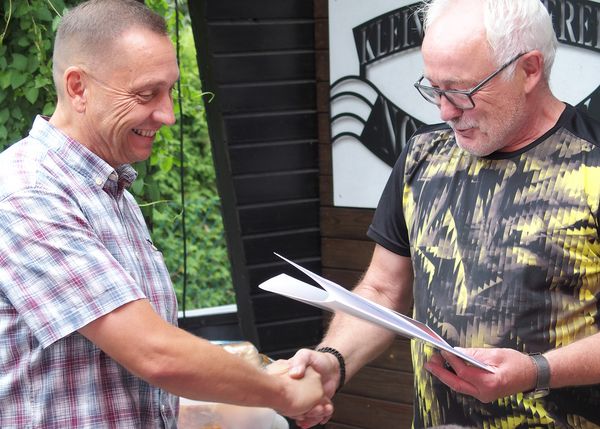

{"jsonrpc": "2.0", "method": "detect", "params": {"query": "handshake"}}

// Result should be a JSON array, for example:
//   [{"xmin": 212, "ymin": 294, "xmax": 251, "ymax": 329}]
[{"xmin": 266, "ymin": 347, "xmax": 343, "ymax": 429}]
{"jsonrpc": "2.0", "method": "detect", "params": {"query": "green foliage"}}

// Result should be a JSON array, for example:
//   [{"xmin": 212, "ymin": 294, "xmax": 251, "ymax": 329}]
[
  {"xmin": 0, "ymin": 0, "xmax": 69, "ymax": 147},
  {"xmin": 0, "ymin": 0, "xmax": 235, "ymax": 309}
]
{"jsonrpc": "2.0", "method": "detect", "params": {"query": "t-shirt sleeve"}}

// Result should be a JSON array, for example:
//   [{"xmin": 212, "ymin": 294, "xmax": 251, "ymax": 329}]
[
  {"xmin": 0, "ymin": 188, "xmax": 146, "ymax": 348},
  {"xmin": 367, "ymin": 141, "xmax": 412, "ymax": 257}
]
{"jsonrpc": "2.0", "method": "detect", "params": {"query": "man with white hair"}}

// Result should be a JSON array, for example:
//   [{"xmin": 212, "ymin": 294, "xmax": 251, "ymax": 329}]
[{"xmin": 289, "ymin": 0, "xmax": 600, "ymax": 427}]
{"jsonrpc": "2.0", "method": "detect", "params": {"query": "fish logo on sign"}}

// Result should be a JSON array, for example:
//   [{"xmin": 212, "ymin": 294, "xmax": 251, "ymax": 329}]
[{"xmin": 329, "ymin": 0, "xmax": 600, "ymax": 208}]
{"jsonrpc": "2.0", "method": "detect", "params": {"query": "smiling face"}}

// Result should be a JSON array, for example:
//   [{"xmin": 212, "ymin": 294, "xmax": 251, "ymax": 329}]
[
  {"xmin": 421, "ymin": 1, "xmax": 529, "ymax": 156},
  {"xmin": 80, "ymin": 27, "xmax": 179, "ymax": 166}
]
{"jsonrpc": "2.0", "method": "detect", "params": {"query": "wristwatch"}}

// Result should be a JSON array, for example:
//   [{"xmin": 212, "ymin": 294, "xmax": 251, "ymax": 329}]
[{"xmin": 524, "ymin": 352, "xmax": 550, "ymax": 399}]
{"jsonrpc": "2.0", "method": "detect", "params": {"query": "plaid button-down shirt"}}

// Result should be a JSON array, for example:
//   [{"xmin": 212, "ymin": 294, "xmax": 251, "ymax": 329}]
[{"xmin": 0, "ymin": 116, "xmax": 179, "ymax": 428}]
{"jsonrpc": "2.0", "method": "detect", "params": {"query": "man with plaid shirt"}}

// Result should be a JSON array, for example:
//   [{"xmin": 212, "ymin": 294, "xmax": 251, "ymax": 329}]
[{"xmin": 0, "ymin": 1, "xmax": 331, "ymax": 428}]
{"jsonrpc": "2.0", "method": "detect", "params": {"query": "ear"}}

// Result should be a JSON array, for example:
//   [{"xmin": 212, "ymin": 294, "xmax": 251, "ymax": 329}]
[
  {"xmin": 520, "ymin": 50, "xmax": 545, "ymax": 94},
  {"xmin": 63, "ymin": 66, "xmax": 88, "ymax": 113}
]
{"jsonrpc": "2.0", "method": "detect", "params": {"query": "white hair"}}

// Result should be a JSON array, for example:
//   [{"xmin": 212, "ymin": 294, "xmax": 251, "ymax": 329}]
[{"xmin": 421, "ymin": 0, "xmax": 558, "ymax": 80}]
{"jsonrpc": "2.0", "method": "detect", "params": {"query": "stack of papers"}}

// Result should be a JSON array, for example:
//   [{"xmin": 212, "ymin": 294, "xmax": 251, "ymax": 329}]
[{"xmin": 259, "ymin": 253, "xmax": 493, "ymax": 373}]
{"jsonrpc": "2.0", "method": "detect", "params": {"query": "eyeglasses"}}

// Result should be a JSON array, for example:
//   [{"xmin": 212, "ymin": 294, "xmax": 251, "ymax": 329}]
[{"xmin": 414, "ymin": 52, "xmax": 526, "ymax": 110}]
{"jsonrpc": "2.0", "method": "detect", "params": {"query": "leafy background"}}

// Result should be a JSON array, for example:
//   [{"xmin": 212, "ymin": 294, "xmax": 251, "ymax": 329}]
[{"xmin": 0, "ymin": 0, "xmax": 235, "ymax": 310}]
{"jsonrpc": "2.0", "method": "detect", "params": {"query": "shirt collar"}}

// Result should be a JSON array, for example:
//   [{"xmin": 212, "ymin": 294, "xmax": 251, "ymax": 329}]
[{"xmin": 29, "ymin": 115, "xmax": 138, "ymax": 189}]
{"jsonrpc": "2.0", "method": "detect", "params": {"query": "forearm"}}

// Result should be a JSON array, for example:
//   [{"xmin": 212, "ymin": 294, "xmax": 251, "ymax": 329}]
[
  {"xmin": 318, "ymin": 290, "xmax": 402, "ymax": 381},
  {"xmin": 143, "ymin": 325, "xmax": 287, "ymax": 407},
  {"xmin": 545, "ymin": 331, "xmax": 600, "ymax": 388},
  {"xmin": 317, "ymin": 246, "xmax": 413, "ymax": 382},
  {"xmin": 80, "ymin": 300, "xmax": 292, "ymax": 412}
]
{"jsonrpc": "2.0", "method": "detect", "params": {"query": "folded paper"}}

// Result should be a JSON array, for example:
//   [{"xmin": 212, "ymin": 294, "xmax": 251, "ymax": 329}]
[{"xmin": 259, "ymin": 253, "xmax": 494, "ymax": 373}]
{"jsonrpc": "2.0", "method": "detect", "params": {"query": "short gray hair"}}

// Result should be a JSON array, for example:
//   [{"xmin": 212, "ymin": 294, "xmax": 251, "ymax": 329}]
[
  {"xmin": 421, "ymin": 0, "xmax": 558, "ymax": 80},
  {"xmin": 52, "ymin": 0, "xmax": 168, "ymax": 94}
]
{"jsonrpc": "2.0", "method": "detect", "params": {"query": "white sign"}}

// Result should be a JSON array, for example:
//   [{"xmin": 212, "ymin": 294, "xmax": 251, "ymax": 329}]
[{"xmin": 329, "ymin": 0, "xmax": 600, "ymax": 208}]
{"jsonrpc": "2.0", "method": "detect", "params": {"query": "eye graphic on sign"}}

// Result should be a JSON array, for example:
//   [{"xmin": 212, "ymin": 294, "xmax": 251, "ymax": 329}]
[{"xmin": 329, "ymin": 0, "xmax": 600, "ymax": 208}]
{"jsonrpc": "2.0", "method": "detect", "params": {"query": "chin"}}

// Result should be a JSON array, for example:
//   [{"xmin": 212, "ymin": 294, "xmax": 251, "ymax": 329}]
[{"xmin": 455, "ymin": 138, "xmax": 495, "ymax": 157}]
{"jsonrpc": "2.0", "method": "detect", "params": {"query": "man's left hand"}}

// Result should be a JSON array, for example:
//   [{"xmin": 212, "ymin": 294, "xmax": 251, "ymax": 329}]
[{"xmin": 425, "ymin": 348, "xmax": 537, "ymax": 403}]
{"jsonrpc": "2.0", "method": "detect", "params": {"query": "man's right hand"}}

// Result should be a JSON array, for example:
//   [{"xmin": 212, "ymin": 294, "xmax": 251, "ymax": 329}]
[
  {"xmin": 267, "ymin": 359, "xmax": 333, "ymax": 423},
  {"xmin": 285, "ymin": 348, "xmax": 341, "ymax": 427}
]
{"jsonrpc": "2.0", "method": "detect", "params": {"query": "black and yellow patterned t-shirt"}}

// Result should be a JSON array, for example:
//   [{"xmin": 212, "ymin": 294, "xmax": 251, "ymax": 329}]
[{"xmin": 368, "ymin": 104, "xmax": 600, "ymax": 428}]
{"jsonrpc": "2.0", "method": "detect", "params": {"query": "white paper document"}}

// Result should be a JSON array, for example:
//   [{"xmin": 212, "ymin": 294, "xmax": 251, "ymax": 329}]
[{"xmin": 259, "ymin": 253, "xmax": 494, "ymax": 373}]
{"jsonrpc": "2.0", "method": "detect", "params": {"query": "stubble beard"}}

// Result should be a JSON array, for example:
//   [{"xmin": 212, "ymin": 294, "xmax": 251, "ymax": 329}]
[{"xmin": 448, "ymin": 99, "xmax": 524, "ymax": 157}]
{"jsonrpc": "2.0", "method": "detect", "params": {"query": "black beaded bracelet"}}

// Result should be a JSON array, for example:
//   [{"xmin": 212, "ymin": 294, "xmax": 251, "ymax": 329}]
[{"xmin": 316, "ymin": 346, "xmax": 346, "ymax": 392}]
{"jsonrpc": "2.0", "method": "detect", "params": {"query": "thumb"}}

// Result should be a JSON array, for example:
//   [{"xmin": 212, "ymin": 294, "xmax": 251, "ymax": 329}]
[{"xmin": 287, "ymin": 348, "xmax": 313, "ymax": 379}]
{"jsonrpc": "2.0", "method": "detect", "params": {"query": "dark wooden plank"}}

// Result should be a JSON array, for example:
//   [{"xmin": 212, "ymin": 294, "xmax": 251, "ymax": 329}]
[
  {"xmin": 318, "ymin": 111, "xmax": 331, "ymax": 143},
  {"xmin": 206, "ymin": 0, "xmax": 314, "ymax": 20},
  {"xmin": 213, "ymin": 52, "xmax": 315, "ymax": 84},
  {"xmin": 208, "ymin": 22, "xmax": 315, "ymax": 53},
  {"xmin": 239, "ymin": 199, "xmax": 319, "ymax": 235},
  {"xmin": 234, "ymin": 171, "xmax": 319, "ymax": 205},
  {"xmin": 314, "ymin": 0, "xmax": 328, "ymax": 19},
  {"xmin": 247, "ymin": 258, "xmax": 322, "ymax": 293},
  {"xmin": 189, "ymin": 0, "xmax": 261, "ymax": 344},
  {"xmin": 317, "ymin": 81, "xmax": 330, "ymax": 113},
  {"xmin": 316, "ymin": 49, "xmax": 330, "ymax": 81},
  {"xmin": 321, "ymin": 267, "xmax": 363, "ymax": 289},
  {"xmin": 243, "ymin": 229, "xmax": 321, "ymax": 265},
  {"xmin": 252, "ymin": 294, "xmax": 322, "ymax": 323},
  {"xmin": 320, "ymin": 142, "xmax": 332, "ymax": 176},
  {"xmin": 321, "ymin": 207, "xmax": 373, "ymax": 239},
  {"xmin": 179, "ymin": 313, "xmax": 242, "ymax": 342},
  {"xmin": 320, "ymin": 173, "xmax": 333, "ymax": 206},
  {"xmin": 315, "ymin": 18, "xmax": 329, "ymax": 50},
  {"xmin": 230, "ymin": 140, "xmax": 318, "ymax": 175},
  {"xmin": 329, "ymin": 394, "xmax": 413, "ymax": 429},
  {"xmin": 224, "ymin": 111, "xmax": 317, "ymax": 144},
  {"xmin": 322, "ymin": 238, "xmax": 375, "ymax": 270},
  {"xmin": 343, "ymin": 366, "xmax": 414, "ymax": 404},
  {"xmin": 257, "ymin": 317, "xmax": 324, "ymax": 353},
  {"xmin": 370, "ymin": 338, "xmax": 414, "ymax": 372},
  {"xmin": 220, "ymin": 81, "xmax": 316, "ymax": 114}
]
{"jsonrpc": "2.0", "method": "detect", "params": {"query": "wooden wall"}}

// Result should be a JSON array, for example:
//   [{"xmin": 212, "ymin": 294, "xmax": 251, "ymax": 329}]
[
  {"xmin": 188, "ymin": 0, "xmax": 324, "ymax": 361},
  {"xmin": 314, "ymin": 1, "xmax": 416, "ymax": 428}
]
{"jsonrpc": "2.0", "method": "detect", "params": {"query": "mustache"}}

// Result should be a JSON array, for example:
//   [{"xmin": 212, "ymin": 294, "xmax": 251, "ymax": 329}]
[{"xmin": 447, "ymin": 117, "xmax": 478, "ymax": 131}]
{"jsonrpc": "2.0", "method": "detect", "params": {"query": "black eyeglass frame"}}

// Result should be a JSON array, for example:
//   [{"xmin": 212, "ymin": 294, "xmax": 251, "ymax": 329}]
[{"xmin": 413, "ymin": 52, "xmax": 527, "ymax": 110}]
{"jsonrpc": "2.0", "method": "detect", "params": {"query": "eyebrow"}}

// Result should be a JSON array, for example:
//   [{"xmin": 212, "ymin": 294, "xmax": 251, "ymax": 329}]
[
  {"xmin": 132, "ymin": 78, "xmax": 178, "ymax": 92},
  {"xmin": 424, "ymin": 74, "xmax": 474, "ymax": 89}
]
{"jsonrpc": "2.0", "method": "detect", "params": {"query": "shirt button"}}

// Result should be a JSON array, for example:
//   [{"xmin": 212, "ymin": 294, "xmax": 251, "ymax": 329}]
[
  {"xmin": 95, "ymin": 178, "xmax": 103, "ymax": 186},
  {"xmin": 160, "ymin": 404, "xmax": 166, "ymax": 413}
]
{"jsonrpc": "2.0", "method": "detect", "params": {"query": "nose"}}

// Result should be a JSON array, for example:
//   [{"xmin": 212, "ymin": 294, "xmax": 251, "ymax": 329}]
[
  {"xmin": 438, "ymin": 95, "xmax": 463, "ymax": 123},
  {"xmin": 153, "ymin": 91, "xmax": 176, "ymax": 126}
]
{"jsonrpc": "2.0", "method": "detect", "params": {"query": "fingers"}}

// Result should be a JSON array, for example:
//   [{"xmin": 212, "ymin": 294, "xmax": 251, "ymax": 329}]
[
  {"xmin": 425, "ymin": 352, "xmax": 480, "ymax": 398},
  {"xmin": 294, "ymin": 401, "xmax": 334, "ymax": 429},
  {"xmin": 265, "ymin": 359, "xmax": 290, "ymax": 375},
  {"xmin": 287, "ymin": 348, "xmax": 316, "ymax": 379}
]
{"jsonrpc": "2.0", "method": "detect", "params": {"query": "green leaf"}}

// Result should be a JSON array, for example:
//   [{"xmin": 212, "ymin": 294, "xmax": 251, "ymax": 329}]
[
  {"xmin": 43, "ymin": 102, "xmax": 55, "ymax": 116},
  {"xmin": 52, "ymin": 15, "xmax": 61, "ymax": 32},
  {"xmin": 159, "ymin": 156, "xmax": 174, "ymax": 172},
  {"xmin": 0, "ymin": 108, "xmax": 9, "ymax": 123},
  {"xmin": 11, "ymin": 53, "xmax": 28, "ymax": 71},
  {"xmin": 16, "ymin": 36, "xmax": 31, "ymax": 47},
  {"xmin": 10, "ymin": 73, "xmax": 27, "ymax": 89},
  {"xmin": 0, "ymin": 125, "xmax": 7, "ymax": 142},
  {"xmin": 34, "ymin": 7, "xmax": 53, "ymax": 22},
  {"xmin": 35, "ymin": 76, "xmax": 51, "ymax": 89},
  {"xmin": 10, "ymin": 106, "xmax": 22, "ymax": 120},
  {"xmin": 13, "ymin": 2, "xmax": 30, "ymax": 18},
  {"xmin": 131, "ymin": 178, "xmax": 144, "ymax": 194},
  {"xmin": 0, "ymin": 70, "xmax": 12, "ymax": 89},
  {"xmin": 24, "ymin": 87, "xmax": 39, "ymax": 104}
]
